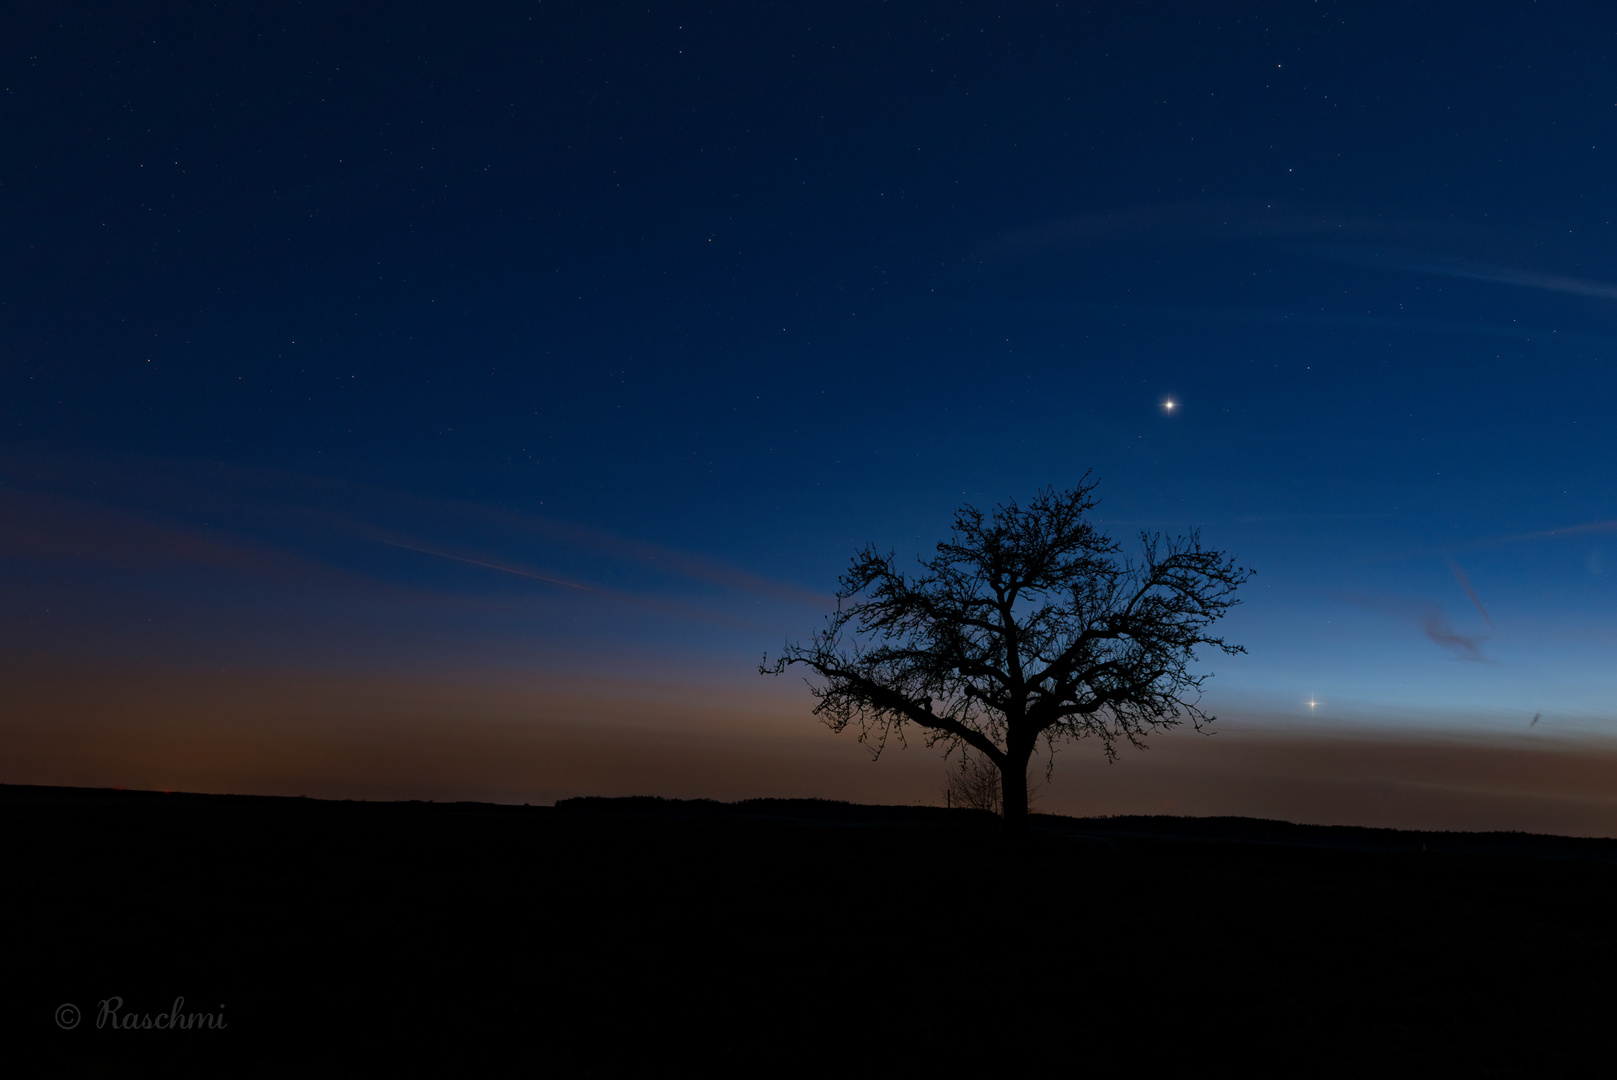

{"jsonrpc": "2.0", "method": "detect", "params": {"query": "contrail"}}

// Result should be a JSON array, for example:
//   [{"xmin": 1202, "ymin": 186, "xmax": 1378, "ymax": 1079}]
[
  {"xmin": 1421, "ymin": 605, "xmax": 1488, "ymax": 662},
  {"xmin": 1324, "ymin": 247, "xmax": 1617, "ymax": 301},
  {"xmin": 1342, "ymin": 592, "xmax": 1492, "ymax": 662},
  {"xmin": 1414, "ymin": 258, "xmax": 1617, "ymax": 301},
  {"xmin": 1447, "ymin": 559, "xmax": 1494, "ymax": 629},
  {"xmin": 1499, "ymin": 520, "xmax": 1617, "ymax": 544},
  {"xmin": 366, "ymin": 535, "xmax": 591, "ymax": 591},
  {"xmin": 364, "ymin": 533, "xmax": 770, "ymax": 630}
]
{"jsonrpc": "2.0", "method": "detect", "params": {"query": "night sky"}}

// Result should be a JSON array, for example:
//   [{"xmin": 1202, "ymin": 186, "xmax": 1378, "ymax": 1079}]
[{"xmin": 6, "ymin": 3, "xmax": 1617, "ymax": 831}]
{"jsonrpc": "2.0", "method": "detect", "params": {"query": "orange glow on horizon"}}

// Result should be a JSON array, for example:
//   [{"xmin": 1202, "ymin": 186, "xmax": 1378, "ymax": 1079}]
[{"xmin": 5, "ymin": 664, "xmax": 1617, "ymax": 837}]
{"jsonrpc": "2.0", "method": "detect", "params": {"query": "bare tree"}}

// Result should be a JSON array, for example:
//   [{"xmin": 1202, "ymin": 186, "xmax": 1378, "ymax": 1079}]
[
  {"xmin": 946, "ymin": 747, "xmax": 1011, "ymax": 816},
  {"xmin": 762, "ymin": 478, "xmax": 1252, "ymax": 832}
]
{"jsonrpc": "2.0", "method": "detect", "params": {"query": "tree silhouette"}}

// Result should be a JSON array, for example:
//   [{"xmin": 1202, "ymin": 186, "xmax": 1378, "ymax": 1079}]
[
  {"xmin": 763, "ymin": 478, "xmax": 1252, "ymax": 832},
  {"xmin": 946, "ymin": 747, "xmax": 1012, "ymax": 816}
]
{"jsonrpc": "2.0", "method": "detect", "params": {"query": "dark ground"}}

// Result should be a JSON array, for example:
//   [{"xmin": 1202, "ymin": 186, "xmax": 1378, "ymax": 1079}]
[{"xmin": 7, "ymin": 784, "xmax": 1617, "ymax": 1077}]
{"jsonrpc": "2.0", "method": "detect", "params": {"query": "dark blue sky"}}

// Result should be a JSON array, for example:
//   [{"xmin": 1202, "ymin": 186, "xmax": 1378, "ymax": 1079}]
[{"xmin": 5, "ymin": 2, "xmax": 1617, "ymax": 819}]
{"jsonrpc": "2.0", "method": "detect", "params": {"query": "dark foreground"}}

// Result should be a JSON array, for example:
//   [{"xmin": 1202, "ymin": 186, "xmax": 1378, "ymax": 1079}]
[{"xmin": 8, "ymin": 785, "xmax": 1617, "ymax": 1077}]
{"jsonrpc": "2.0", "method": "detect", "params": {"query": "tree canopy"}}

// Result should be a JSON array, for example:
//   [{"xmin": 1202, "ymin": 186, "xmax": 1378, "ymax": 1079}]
[{"xmin": 763, "ymin": 478, "xmax": 1253, "ymax": 831}]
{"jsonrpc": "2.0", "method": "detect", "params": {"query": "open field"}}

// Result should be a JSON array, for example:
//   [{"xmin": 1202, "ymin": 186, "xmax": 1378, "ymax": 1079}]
[{"xmin": 8, "ymin": 784, "xmax": 1617, "ymax": 1076}]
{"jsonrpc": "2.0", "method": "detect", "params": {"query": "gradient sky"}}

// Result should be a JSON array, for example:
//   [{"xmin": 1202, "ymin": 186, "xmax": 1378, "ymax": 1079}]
[{"xmin": 6, "ymin": 3, "xmax": 1617, "ymax": 830}]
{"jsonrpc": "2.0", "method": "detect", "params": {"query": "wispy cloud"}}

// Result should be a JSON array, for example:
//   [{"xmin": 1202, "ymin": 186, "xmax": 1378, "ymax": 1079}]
[
  {"xmin": 0, "ymin": 487, "xmax": 337, "ymax": 584},
  {"xmin": 994, "ymin": 200, "xmax": 1617, "ymax": 307},
  {"xmin": 1447, "ymin": 559, "xmax": 1494, "ymax": 630},
  {"xmin": 454, "ymin": 505, "xmax": 832, "ymax": 608},
  {"xmin": 1361, "ymin": 518, "xmax": 1617, "ymax": 567},
  {"xmin": 362, "ymin": 532, "xmax": 774, "ymax": 629},
  {"xmin": 1486, "ymin": 520, "xmax": 1617, "ymax": 545},
  {"xmin": 1421, "ymin": 605, "xmax": 1490, "ymax": 662},
  {"xmin": 365, "ymin": 534, "xmax": 592, "ymax": 592},
  {"xmin": 991, "ymin": 201, "xmax": 1411, "ymax": 251},
  {"xmin": 1321, "ymin": 247, "xmax": 1617, "ymax": 301},
  {"xmin": 1025, "ymin": 300, "xmax": 1617, "ymax": 347},
  {"xmin": 0, "ymin": 453, "xmax": 834, "ymax": 667},
  {"xmin": 0, "ymin": 453, "xmax": 831, "ymax": 610},
  {"xmin": 1341, "ymin": 593, "xmax": 1492, "ymax": 662},
  {"xmin": 1234, "ymin": 511, "xmax": 1394, "ymax": 525}
]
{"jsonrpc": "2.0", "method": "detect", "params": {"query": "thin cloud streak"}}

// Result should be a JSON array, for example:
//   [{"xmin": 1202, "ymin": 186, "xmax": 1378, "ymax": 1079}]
[
  {"xmin": 1322, "ymin": 247, "xmax": 1617, "ymax": 301},
  {"xmin": 1448, "ymin": 559, "xmax": 1494, "ymax": 629},
  {"xmin": 991, "ymin": 201, "xmax": 1422, "ymax": 250},
  {"xmin": 475, "ymin": 508, "xmax": 833, "ymax": 609},
  {"xmin": 363, "ymin": 532, "xmax": 778, "ymax": 632},
  {"xmin": 300, "ymin": 488, "xmax": 834, "ymax": 609},
  {"xmin": 0, "ymin": 452, "xmax": 833, "ymax": 610},
  {"xmin": 1360, "ymin": 519, "xmax": 1617, "ymax": 567},
  {"xmin": 1399, "ymin": 256, "xmax": 1617, "ymax": 301},
  {"xmin": 1026, "ymin": 300, "xmax": 1617, "ymax": 347},
  {"xmin": 1340, "ymin": 593, "xmax": 1492, "ymax": 662},
  {"xmin": 366, "ymin": 534, "xmax": 592, "ymax": 592},
  {"xmin": 997, "ymin": 201, "xmax": 1617, "ymax": 316},
  {"xmin": 0, "ymin": 487, "xmax": 358, "ymax": 587},
  {"xmin": 0, "ymin": 461, "xmax": 818, "ymax": 665},
  {"xmin": 1421, "ymin": 606, "xmax": 1490, "ymax": 662},
  {"xmin": 1487, "ymin": 520, "xmax": 1617, "ymax": 545}
]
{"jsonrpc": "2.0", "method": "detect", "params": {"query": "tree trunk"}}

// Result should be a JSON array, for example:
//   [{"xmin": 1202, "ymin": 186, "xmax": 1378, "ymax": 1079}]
[{"xmin": 1000, "ymin": 745, "xmax": 1031, "ymax": 833}]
